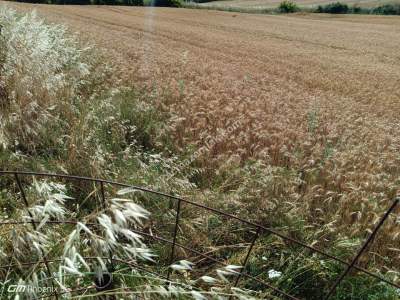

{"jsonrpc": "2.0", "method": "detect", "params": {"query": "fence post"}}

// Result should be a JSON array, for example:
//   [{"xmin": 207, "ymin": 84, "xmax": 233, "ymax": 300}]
[
  {"xmin": 325, "ymin": 197, "xmax": 399, "ymax": 300},
  {"xmin": 233, "ymin": 226, "xmax": 262, "ymax": 288},
  {"xmin": 14, "ymin": 173, "xmax": 58, "ymax": 300},
  {"xmin": 167, "ymin": 198, "xmax": 182, "ymax": 281}
]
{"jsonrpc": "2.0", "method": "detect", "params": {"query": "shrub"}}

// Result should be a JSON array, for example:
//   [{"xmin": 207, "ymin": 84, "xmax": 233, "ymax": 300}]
[
  {"xmin": 372, "ymin": 4, "xmax": 400, "ymax": 15},
  {"xmin": 316, "ymin": 2, "xmax": 349, "ymax": 14},
  {"xmin": 150, "ymin": 0, "xmax": 182, "ymax": 7},
  {"xmin": 189, "ymin": 0, "xmax": 214, "ymax": 2},
  {"xmin": 125, "ymin": 0, "xmax": 144, "ymax": 5},
  {"xmin": 278, "ymin": 0, "xmax": 299, "ymax": 13},
  {"xmin": 351, "ymin": 5, "xmax": 362, "ymax": 13},
  {"xmin": 92, "ymin": 0, "xmax": 144, "ymax": 5}
]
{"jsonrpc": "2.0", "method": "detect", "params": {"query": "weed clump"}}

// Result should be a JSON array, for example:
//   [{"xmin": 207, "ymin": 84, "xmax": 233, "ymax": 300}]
[{"xmin": 278, "ymin": 0, "xmax": 299, "ymax": 13}]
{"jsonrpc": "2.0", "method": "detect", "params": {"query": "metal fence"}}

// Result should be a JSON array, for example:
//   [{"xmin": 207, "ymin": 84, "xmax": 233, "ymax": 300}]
[{"xmin": 0, "ymin": 170, "xmax": 399, "ymax": 299}]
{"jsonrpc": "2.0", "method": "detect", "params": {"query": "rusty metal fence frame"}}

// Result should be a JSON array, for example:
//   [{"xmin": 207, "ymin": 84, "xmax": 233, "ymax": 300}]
[{"xmin": 0, "ymin": 170, "xmax": 399, "ymax": 300}]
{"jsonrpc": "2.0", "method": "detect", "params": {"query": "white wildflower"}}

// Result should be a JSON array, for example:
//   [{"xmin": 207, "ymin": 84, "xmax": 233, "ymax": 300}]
[{"xmin": 268, "ymin": 269, "xmax": 282, "ymax": 279}]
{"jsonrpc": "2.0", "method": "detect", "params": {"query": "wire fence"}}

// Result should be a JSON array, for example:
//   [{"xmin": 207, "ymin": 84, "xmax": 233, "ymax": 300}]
[{"xmin": 0, "ymin": 170, "xmax": 399, "ymax": 299}]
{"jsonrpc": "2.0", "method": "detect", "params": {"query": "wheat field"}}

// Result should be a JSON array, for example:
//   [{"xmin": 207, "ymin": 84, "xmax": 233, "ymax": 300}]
[{"xmin": 3, "ymin": 1, "xmax": 400, "ymax": 287}]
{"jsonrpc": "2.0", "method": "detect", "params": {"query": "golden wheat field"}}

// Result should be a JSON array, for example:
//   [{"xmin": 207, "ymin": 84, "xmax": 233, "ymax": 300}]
[{"xmin": 5, "ymin": 2, "xmax": 400, "ymax": 270}]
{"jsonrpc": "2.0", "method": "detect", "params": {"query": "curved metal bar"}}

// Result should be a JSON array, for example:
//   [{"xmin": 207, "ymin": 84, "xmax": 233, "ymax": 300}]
[
  {"xmin": 1, "ymin": 220, "xmax": 397, "ymax": 290},
  {"xmin": 0, "ymin": 220, "xmax": 398, "ymax": 288},
  {"xmin": 1, "ymin": 171, "xmax": 399, "ymax": 295},
  {"xmin": 0, "ymin": 170, "xmax": 369, "ymax": 264},
  {"xmin": 125, "ymin": 229, "xmax": 400, "ymax": 293},
  {"xmin": 0, "ymin": 227, "xmax": 297, "ymax": 299},
  {"xmin": 125, "ymin": 229, "xmax": 298, "ymax": 300}
]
